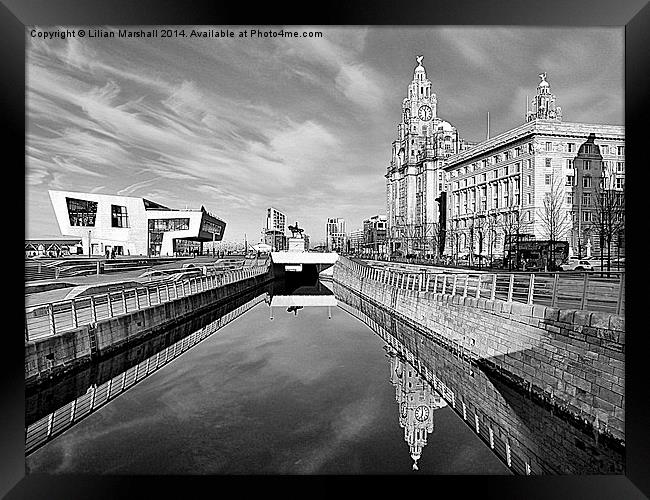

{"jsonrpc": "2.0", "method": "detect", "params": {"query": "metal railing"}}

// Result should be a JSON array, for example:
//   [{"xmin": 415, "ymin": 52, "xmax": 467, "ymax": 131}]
[
  {"xmin": 338, "ymin": 256, "xmax": 624, "ymax": 315},
  {"xmin": 25, "ymin": 293, "xmax": 266, "ymax": 456},
  {"xmin": 25, "ymin": 264, "xmax": 269, "ymax": 342}
]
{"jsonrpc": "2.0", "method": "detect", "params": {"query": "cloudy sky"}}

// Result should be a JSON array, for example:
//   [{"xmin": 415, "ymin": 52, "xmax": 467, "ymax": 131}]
[{"xmin": 26, "ymin": 26, "xmax": 623, "ymax": 244}]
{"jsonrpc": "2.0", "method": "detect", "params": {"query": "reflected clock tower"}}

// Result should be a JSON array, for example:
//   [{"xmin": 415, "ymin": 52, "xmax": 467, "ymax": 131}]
[{"xmin": 387, "ymin": 346, "xmax": 447, "ymax": 470}]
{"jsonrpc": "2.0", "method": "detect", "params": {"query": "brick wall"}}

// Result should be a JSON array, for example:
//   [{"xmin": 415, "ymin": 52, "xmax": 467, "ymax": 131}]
[
  {"xmin": 333, "ymin": 261, "xmax": 625, "ymax": 443},
  {"xmin": 333, "ymin": 281, "xmax": 624, "ymax": 474}
]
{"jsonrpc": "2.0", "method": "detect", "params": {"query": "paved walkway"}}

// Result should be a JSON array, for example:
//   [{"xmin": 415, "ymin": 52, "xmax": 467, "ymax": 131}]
[{"xmin": 25, "ymin": 256, "xmax": 269, "ymax": 307}]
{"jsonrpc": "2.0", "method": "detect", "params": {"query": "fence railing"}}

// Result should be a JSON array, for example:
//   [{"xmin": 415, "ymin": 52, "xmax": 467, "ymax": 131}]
[
  {"xmin": 25, "ymin": 293, "xmax": 266, "ymax": 456},
  {"xmin": 338, "ymin": 257, "xmax": 624, "ymax": 315},
  {"xmin": 25, "ymin": 264, "xmax": 269, "ymax": 342}
]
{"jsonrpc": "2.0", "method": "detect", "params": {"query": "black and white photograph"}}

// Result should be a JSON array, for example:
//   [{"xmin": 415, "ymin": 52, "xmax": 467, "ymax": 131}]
[{"xmin": 7, "ymin": 3, "xmax": 649, "ymax": 495}]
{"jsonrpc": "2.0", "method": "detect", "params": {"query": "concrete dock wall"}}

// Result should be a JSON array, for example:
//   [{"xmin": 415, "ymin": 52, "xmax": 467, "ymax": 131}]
[
  {"xmin": 25, "ymin": 271, "xmax": 273, "ymax": 388},
  {"xmin": 333, "ymin": 261, "xmax": 625, "ymax": 442}
]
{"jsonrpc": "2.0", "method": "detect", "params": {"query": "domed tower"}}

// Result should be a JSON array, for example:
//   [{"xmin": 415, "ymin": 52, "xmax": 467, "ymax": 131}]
[
  {"xmin": 388, "ymin": 347, "xmax": 448, "ymax": 471},
  {"xmin": 526, "ymin": 72, "xmax": 562, "ymax": 122},
  {"xmin": 386, "ymin": 55, "xmax": 461, "ymax": 258}
]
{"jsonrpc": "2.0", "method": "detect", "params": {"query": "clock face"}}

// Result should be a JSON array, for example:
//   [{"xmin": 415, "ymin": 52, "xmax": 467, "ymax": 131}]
[
  {"xmin": 415, "ymin": 405, "xmax": 430, "ymax": 422},
  {"xmin": 418, "ymin": 105, "xmax": 432, "ymax": 121},
  {"xmin": 400, "ymin": 402, "xmax": 408, "ymax": 418}
]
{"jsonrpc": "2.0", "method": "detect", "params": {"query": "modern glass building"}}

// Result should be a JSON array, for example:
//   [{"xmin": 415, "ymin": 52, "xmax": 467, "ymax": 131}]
[{"xmin": 49, "ymin": 190, "xmax": 227, "ymax": 257}]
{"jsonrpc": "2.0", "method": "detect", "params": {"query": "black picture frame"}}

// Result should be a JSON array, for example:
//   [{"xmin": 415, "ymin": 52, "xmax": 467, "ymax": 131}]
[{"xmin": 5, "ymin": 0, "xmax": 649, "ymax": 497}]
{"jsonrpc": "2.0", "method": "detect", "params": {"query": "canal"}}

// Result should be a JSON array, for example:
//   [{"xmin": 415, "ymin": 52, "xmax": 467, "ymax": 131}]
[{"xmin": 25, "ymin": 275, "xmax": 622, "ymax": 475}]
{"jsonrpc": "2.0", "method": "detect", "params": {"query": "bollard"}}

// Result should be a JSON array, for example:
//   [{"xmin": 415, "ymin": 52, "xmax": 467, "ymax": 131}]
[{"xmin": 507, "ymin": 274, "xmax": 514, "ymax": 302}]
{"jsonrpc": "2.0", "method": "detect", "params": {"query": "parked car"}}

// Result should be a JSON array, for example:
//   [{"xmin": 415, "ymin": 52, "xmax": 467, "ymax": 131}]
[{"xmin": 560, "ymin": 259, "xmax": 593, "ymax": 271}]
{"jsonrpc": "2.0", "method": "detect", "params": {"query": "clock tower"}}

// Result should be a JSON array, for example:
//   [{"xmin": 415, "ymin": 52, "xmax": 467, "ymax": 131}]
[
  {"xmin": 388, "ymin": 346, "xmax": 448, "ymax": 470},
  {"xmin": 386, "ymin": 55, "xmax": 462, "ymax": 258}
]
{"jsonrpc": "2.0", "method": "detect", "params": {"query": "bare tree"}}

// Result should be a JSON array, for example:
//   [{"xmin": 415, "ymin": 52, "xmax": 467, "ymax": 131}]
[
  {"xmin": 537, "ymin": 173, "xmax": 572, "ymax": 270},
  {"xmin": 594, "ymin": 177, "xmax": 625, "ymax": 275}
]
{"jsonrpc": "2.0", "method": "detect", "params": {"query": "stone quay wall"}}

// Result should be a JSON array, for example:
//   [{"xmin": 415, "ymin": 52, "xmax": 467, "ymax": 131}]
[
  {"xmin": 333, "ymin": 259, "xmax": 625, "ymax": 442},
  {"xmin": 334, "ymin": 282, "xmax": 623, "ymax": 474},
  {"xmin": 25, "ymin": 271, "xmax": 274, "ymax": 388}
]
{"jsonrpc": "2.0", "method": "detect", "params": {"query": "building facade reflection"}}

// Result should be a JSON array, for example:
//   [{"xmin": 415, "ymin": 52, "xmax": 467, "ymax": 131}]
[{"xmin": 386, "ymin": 345, "xmax": 447, "ymax": 470}]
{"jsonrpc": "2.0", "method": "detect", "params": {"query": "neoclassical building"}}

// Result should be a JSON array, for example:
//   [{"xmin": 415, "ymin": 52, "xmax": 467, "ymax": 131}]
[
  {"xmin": 442, "ymin": 74, "xmax": 625, "ymax": 262},
  {"xmin": 385, "ymin": 56, "xmax": 474, "ymax": 257},
  {"xmin": 385, "ymin": 59, "xmax": 625, "ymax": 262}
]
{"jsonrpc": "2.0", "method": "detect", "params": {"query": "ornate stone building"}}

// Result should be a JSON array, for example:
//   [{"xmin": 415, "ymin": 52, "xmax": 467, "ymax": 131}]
[
  {"xmin": 385, "ymin": 56, "xmax": 474, "ymax": 257},
  {"xmin": 442, "ymin": 73, "xmax": 625, "ymax": 262},
  {"xmin": 388, "ymin": 346, "xmax": 447, "ymax": 470}
]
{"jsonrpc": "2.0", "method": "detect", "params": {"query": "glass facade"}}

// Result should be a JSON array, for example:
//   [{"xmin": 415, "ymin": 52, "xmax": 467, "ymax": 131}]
[
  {"xmin": 148, "ymin": 218, "xmax": 190, "ymax": 232},
  {"xmin": 201, "ymin": 219, "xmax": 223, "ymax": 236},
  {"xmin": 148, "ymin": 218, "xmax": 190, "ymax": 256},
  {"xmin": 66, "ymin": 197, "xmax": 97, "ymax": 226}
]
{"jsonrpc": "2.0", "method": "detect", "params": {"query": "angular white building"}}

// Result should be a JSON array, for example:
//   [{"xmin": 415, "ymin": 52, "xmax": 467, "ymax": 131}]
[{"xmin": 49, "ymin": 190, "xmax": 226, "ymax": 257}]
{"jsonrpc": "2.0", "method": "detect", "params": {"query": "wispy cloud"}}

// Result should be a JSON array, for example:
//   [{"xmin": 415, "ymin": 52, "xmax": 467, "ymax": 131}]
[{"xmin": 25, "ymin": 26, "xmax": 623, "ymax": 241}]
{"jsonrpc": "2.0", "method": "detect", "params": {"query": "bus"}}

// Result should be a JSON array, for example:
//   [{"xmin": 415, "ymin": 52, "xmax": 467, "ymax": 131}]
[{"xmin": 505, "ymin": 239, "xmax": 569, "ymax": 271}]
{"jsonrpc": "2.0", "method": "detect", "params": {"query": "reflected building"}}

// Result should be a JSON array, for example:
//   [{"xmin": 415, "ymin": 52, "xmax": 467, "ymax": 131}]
[{"xmin": 386, "ymin": 345, "xmax": 447, "ymax": 470}]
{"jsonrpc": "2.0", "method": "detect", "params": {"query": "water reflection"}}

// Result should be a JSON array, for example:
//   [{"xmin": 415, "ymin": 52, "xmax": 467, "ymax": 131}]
[
  {"xmin": 267, "ymin": 279, "xmax": 336, "ymax": 319},
  {"xmin": 25, "ymin": 285, "xmax": 271, "ymax": 455},
  {"xmin": 26, "ymin": 276, "xmax": 510, "ymax": 474},
  {"xmin": 333, "ymin": 281, "xmax": 624, "ymax": 474},
  {"xmin": 386, "ymin": 345, "xmax": 447, "ymax": 470}
]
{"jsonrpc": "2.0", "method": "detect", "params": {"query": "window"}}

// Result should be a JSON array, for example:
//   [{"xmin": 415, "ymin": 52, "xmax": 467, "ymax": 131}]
[
  {"xmin": 111, "ymin": 205, "xmax": 129, "ymax": 228},
  {"xmin": 514, "ymin": 162, "xmax": 521, "ymax": 173},
  {"xmin": 545, "ymin": 174, "xmax": 552, "ymax": 185},
  {"xmin": 504, "ymin": 151, "xmax": 510, "ymax": 160},
  {"xmin": 481, "ymin": 173, "xmax": 487, "ymax": 182},
  {"xmin": 566, "ymin": 175, "xmax": 574, "ymax": 186},
  {"xmin": 617, "ymin": 146, "xmax": 625, "ymax": 156},
  {"xmin": 601, "ymin": 144, "xmax": 608, "ymax": 155},
  {"xmin": 526, "ymin": 159, "xmax": 531, "ymax": 169},
  {"xmin": 567, "ymin": 143, "xmax": 575, "ymax": 153},
  {"xmin": 148, "ymin": 218, "xmax": 190, "ymax": 232},
  {"xmin": 584, "ymin": 160, "xmax": 591, "ymax": 170},
  {"xmin": 567, "ymin": 159, "xmax": 574, "ymax": 169},
  {"xmin": 527, "ymin": 175, "xmax": 531, "ymax": 187},
  {"xmin": 528, "ymin": 143, "xmax": 534, "ymax": 154},
  {"xmin": 545, "ymin": 158, "xmax": 552, "ymax": 168},
  {"xmin": 515, "ymin": 147, "xmax": 521, "ymax": 156},
  {"xmin": 566, "ymin": 192, "xmax": 574, "ymax": 204},
  {"xmin": 615, "ymin": 177, "xmax": 624, "ymax": 189},
  {"xmin": 583, "ymin": 144, "xmax": 592, "ymax": 154},
  {"xmin": 583, "ymin": 212, "xmax": 591, "ymax": 222},
  {"xmin": 545, "ymin": 141, "xmax": 552, "ymax": 151},
  {"xmin": 582, "ymin": 193, "xmax": 591, "ymax": 205},
  {"xmin": 66, "ymin": 197, "xmax": 97, "ymax": 227},
  {"xmin": 616, "ymin": 161, "xmax": 625, "ymax": 172},
  {"xmin": 527, "ymin": 193, "xmax": 532, "ymax": 204},
  {"xmin": 583, "ymin": 176, "xmax": 592, "ymax": 188}
]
